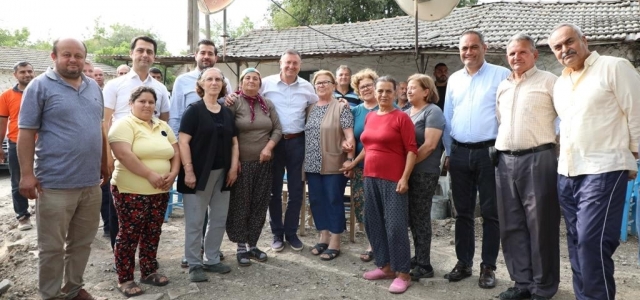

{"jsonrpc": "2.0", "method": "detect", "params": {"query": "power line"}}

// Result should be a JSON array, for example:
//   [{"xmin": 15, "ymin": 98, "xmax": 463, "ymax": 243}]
[{"xmin": 269, "ymin": 0, "xmax": 376, "ymax": 50}]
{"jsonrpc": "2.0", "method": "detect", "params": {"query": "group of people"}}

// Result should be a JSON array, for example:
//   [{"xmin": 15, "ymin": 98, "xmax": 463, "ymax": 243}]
[{"xmin": 2, "ymin": 21, "xmax": 639, "ymax": 300}]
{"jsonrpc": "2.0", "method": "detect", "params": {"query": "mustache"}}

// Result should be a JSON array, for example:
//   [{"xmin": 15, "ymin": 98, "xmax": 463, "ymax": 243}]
[{"xmin": 561, "ymin": 49, "xmax": 577, "ymax": 59}]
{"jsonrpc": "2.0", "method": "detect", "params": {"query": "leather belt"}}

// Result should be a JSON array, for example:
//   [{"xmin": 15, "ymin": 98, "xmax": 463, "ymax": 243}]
[
  {"xmin": 283, "ymin": 132, "xmax": 304, "ymax": 140},
  {"xmin": 500, "ymin": 143, "xmax": 555, "ymax": 156},
  {"xmin": 452, "ymin": 139, "xmax": 495, "ymax": 149}
]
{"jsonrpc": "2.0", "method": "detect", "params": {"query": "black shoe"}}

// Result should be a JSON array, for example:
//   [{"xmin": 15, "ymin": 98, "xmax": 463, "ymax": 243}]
[
  {"xmin": 410, "ymin": 265, "xmax": 434, "ymax": 281},
  {"xmin": 499, "ymin": 287, "xmax": 531, "ymax": 300},
  {"xmin": 531, "ymin": 295, "xmax": 550, "ymax": 300},
  {"xmin": 410, "ymin": 256, "xmax": 417, "ymax": 269},
  {"xmin": 220, "ymin": 252, "xmax": 225, "ymax": 261},
  {"xmin": 478, "ymin": 264, "xmax": 496, "ymax": 289},
  {"xmin": 248, "ymin": 248, "xmax": 268, "ymax": 262},
  {"xmin": 285, "ymin": 234, "xmax": 304, "ymax": 251},
  {"xmin": 444, "ymin": 261, "xmax": 472, "ymax": 282},
  {"xmin": 237, "ymin": 252, "xmax": 251, "ymax": 267}
]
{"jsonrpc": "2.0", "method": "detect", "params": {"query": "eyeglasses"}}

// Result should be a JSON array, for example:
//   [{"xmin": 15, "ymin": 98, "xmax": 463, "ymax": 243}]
[
  {"xmin": 359, "ymin": 83, "xmax": 374, "ymax": 91},
  {"xmin": 314, "ymin": 80, "xmax": 334, "ymax": 87}
]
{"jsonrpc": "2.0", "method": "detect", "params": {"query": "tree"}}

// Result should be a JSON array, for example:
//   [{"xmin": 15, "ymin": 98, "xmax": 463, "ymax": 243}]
[
  {"xmin": 268, "ymin": 0, "xmax": 405, "ymax": 29},
  {"xmin": 0, "ymin": 28, "xmax": 32, "ymax": 47},
  {"xmin": 457, "ymin": 0, "xmax": 479, "ymax": 8}
]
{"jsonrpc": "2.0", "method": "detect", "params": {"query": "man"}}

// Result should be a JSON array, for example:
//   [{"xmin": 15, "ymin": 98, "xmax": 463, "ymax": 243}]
[
  {"xmin": 333, "ymin": 65, "xmax": 359, "ymax": 107},
  {"xmin": 116, "ymin": 64, "xmax": 130, "ymax": 76},
  {"xmin": 103, "ymin": 36, "xmax": 171, "ymax": 249},
  {"xmin": 548, "ymin": 23, "xmax": 640, "ymax": 300},
  {"xmin": 169, "ymin": 39, "xmax": 232, "ymax": 270},
  {"xmin": 433, "ymin": 63, "xmax": 449, "ymax": 111},
  {"xmin": 0, "ymin": 61, "xmax": 34, "ymax": 231},
  {"xmin": 442, "ymin": 30, "xmax": 510, "ymax": 289},
  {"xmin": 18, "ymin": 37, "xmax": 109, "ymax": 300},
  {"xmin": 396, "ymin": 81, "xmax": 410, "ymax": 110},
  {"xmin": 169, "ymin": 39, "xmax": 232, "ymax": 136},
  {"xmin": 149, "ymin": 67, "xmax": 163, "ymax": 82},
  {"xmin": 83, "ymin": 59, "xmax": 94, "ymax": 78},
  {"xmin": 264, "ymin": 49, "xmax": 318, "ymax": 251},
  {"xmin": 93, "ymin": 67, "xmax": 105, "ymax": 89},
  {"xmin": 495, "ymin": 33, "xmax": 560, "ymax": 300}
]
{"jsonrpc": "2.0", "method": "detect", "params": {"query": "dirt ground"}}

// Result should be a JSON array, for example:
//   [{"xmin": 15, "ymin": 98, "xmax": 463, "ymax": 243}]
[{"xmin": 1, "ymin": 170, "xmax": 639, "ymax": 300}]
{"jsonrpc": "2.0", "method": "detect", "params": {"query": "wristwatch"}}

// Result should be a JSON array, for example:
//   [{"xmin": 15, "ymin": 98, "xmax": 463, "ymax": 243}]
[{"xmin": 346, "ymin": 158, "xmax": 354, "ymax": 162}]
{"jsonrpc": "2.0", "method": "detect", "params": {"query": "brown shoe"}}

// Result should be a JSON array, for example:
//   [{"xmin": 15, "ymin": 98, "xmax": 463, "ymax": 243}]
[
  {"xmin": 70, "ymin": 289, "xmax": 97, "ymax": 300},
  {"xmin": 444, "ymin": 261, "xmax": 472, "ymax": 282},
  {"xmin": 478, "ymin": 264, "xmax": 496, "ymax": 289}
]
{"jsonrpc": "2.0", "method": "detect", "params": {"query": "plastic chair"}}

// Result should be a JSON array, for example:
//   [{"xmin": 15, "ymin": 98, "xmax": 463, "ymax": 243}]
[
  {"xmin": 621, "ymin": 161, "xmax": 640, "ymax": 242},
  {"xmin": 165, "ymin": 180, "xmax": 183, "ymax": 223}
]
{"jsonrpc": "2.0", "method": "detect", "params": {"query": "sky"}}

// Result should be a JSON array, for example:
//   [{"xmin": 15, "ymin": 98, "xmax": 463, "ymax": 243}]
[{"xmin": 0, "ymin": 0, "xmax": 272, "ymax": 55}]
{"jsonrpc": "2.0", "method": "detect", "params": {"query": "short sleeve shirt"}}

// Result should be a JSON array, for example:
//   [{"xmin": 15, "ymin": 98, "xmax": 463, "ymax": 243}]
[
  {"xmin": 0, "ymin": 86, "xmax": 23, "ymax": 142},
  {"xmin": 407, "ymin": 104, "xmax": 445, "ymax": 174},
  {"xmin": 103, "ymin": 71, "xmax": 171, "ymax": 122},
  {"xmin": 19, "ymin": 69, "xmax": 104, "ymax": 189},
  {"xmin": 304, "ymin": 104, "xmax": 354, "ymax": 173}
]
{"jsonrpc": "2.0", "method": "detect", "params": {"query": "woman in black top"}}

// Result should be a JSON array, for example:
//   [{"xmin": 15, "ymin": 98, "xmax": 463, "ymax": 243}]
[{"xmin": 178, "ymin": 67, "xmax": 239, "ymax": 282}]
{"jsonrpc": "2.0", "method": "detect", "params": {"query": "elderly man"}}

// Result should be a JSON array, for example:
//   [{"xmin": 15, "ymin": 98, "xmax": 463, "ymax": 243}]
[
  {"xmin": 93, "ymin": 67, "xmax": 105, "ymax": 89},
  {"xmin": 549, "ymin": 23, "xmax": 640, "ymax": 300},
  {"xmin": 0, "ymin": 62, "xmax": 34, "ymax": 231},
  {"xmin": 442, "ymin": 30, "xmax": 510, "ymax": 289},
  {"xmin": 19, "ymin": 37, "xmax": 109, "ymax": 300},
  {"xmin": 333, "ymin": 65, "xmax": 359, "ymax": 107},
  {"xmin": 495, "ymin": 33, "xmax": 560, "ymax": 300},
  {"xmin": 433, "ymin": 63, "xmax": 448, "ymax": 111},
  {"xmin": 396, "ymin": 81, "xmax": 410, "ymax": 110},
  {"xmin": 116, "ymin": 64, "xmax": 130, "ymax": 76}
]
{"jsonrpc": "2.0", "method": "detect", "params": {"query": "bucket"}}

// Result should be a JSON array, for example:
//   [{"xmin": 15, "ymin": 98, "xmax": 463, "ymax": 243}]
[{"xmin": 431, "ymin": 195, "xmax": 449, "ymax": 220}]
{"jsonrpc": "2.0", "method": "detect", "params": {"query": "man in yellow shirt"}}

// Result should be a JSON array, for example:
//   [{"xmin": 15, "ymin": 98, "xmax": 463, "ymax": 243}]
[{"xmin": 549, "ymin": 23, "xmax": 640, "ymax": 300}]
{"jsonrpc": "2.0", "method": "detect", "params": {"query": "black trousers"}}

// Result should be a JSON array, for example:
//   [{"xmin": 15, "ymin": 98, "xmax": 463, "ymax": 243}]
[
  {"xmin": 496, "ymin": 149, "xmax": 560, "ymax": 298},
  {"xmin": 449, "ymin": 144, "xmax": 500, "ymax": 268}
]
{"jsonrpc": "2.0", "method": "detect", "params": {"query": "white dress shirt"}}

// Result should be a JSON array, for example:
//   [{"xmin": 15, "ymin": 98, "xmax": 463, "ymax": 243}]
[
  {"xmin": 260, "ymin": 74, "xmax": 318, "ymax": 134},
  {"xmin": 103, "ymin": 71, "xmax": 171, "ymax": 122}
]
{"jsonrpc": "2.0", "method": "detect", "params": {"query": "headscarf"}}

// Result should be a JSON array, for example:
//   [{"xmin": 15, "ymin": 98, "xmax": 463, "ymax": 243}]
[{"xmin": 238, "ymin": 68, "xmax": 268, "ymax": 122}]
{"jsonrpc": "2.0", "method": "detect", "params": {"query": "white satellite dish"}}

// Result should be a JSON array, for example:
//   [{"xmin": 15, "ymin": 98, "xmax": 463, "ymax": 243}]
[
  {"xmin": 197, "ymin": 0, "xmax": 235, "ymax": 14},
  {"xmin": 395, "ymin": 0, "xmax": 459, "ymax": 21}
]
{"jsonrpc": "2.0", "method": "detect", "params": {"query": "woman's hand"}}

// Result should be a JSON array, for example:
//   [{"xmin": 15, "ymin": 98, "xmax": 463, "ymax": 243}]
[
  {"xmin": 396, "ymin": 178, "xmax": 409, "ymax": 194},
  {"xmin": 341, "ymin": 140, "xmax": 354, "ymax": 153},
  {"xmin": 259, "ymin": 147, "xmax": 272, "ymax": 163},
  {"xmin": 146, "ymin": 172, "xmax": 164, "ymax": 189},
  {"xmin": 160, "ymin": 172, "xmax": 178, "ymax": 190},
  {"xmin": 343, "ymin": 170, "xmax": 354, "ymax": 179},
  {"xmin": 184, "ymin": 171, "xmax": 197, "ymax": 189},
  {"xmin": 339, "ymin": 160, "xmax": 355, "ymax": 172},
  {"xmin": 226, "ymin": 166, "xmax": 238, "ymax": 187}
]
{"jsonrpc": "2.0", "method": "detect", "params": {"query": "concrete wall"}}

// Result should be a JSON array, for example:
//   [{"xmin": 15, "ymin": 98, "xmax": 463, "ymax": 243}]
[{"xmin": 217, "ymin": 44, "xmax": 639, "ymax": 90}]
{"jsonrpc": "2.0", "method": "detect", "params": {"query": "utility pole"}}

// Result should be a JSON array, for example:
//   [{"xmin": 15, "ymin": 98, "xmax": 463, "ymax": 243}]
[{"xmin": 187, "ymin": 0, "xmax": 200, "ymax": 53}]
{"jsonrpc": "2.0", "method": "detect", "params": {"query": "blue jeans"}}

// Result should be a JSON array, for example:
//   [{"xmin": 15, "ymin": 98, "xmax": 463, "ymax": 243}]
[
  {"xmin": 8, "ymin": 141, "xmax": 30, "ymax": 220},
  {"xmin": 269, "ymin": 136, "xmax": 305, "ymax": 237},
  {"xmin": 306, "ymin": 173, "xmax": 347, "ymax": 234}
]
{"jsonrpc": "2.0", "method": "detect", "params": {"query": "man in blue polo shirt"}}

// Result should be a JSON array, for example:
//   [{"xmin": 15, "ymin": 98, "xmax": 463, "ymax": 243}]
[
  {"xmin": 333, "ymin": 65, "xmax": 360, "ymax": 107},
  {"xmin": 19, "ymin": 37, "xmax": 110, "ymax": 300}
]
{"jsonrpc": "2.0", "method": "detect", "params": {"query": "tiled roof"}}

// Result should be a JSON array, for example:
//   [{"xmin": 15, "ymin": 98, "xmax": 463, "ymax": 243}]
[
  {"xmin": 0, "ymin": 47, "xmax": 117, "ymax": 75},
  {"xmin": 225, "ymin": 0, "xmax": 640, "ymax": 59}
]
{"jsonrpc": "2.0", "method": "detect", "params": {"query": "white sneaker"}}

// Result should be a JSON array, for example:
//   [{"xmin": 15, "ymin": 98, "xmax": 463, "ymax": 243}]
[{"xmin": 18, "ymin": 218, "xmax": 33, "ymax": 231}]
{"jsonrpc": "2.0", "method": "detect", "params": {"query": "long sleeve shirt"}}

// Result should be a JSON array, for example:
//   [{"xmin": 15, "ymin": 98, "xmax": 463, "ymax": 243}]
[
  {"xmin": 553, "ymin": 51, "xmax": 640, "ymax": 176},
  {"xmin": 443, "ymin": 61, "xmax": 510, "ymax": 155}
]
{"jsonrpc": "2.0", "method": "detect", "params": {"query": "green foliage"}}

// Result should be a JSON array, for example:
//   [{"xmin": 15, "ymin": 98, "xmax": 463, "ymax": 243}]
[
  {"xmin": 201, "ymin": 16, "xmax": 255, "ymax": 46},
  {"xmin": 457, "ymin": 0, "xmax": 479, "ymax": 8},
  {"xmin": 0, "ymin": 27, "xmax": 33, "ymax": 47},
  {"xmin": 268, "ymin": 0, "xmax": 405, "ymax": 29}
]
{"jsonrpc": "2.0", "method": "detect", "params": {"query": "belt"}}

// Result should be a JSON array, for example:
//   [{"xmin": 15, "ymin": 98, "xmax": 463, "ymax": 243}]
[
  {"xmin": 452, "ymin": 139, "xmax": 495, "ymax": 149},
  {"xmin": 500, "ymin": 143, "xmax": 555, "ymax": 156},
  {"xmin": 283, "ymin": 132, "xmax": 304, "ymax": 140}
]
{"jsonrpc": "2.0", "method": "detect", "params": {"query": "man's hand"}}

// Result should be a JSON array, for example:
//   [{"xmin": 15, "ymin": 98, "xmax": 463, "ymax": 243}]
[
  {"xmin": 100, "ymin": 161, "xmax": 112, "ymax": 187},
  {"xmin": 19, "ymin": 173, "xmax": 41, "ymax": 200},
  {"xmin": 629, "ymin": 170, "xmax": 637, "ymax": 181},
  {"xmin": 443, "ymin": 156, "xmax": 450, "ymax": 172},
  {"xmin": 0, "ymin": 151, "xmax": 5, "ymax": 164},
  {"xmin": 224, "ymin": 93, "xmax": 239, "ymax": 107}
]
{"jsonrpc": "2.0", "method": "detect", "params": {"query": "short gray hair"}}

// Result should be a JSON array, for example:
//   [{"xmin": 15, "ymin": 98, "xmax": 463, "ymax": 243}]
[
  {"xmin": 281, "ymin": 48, "xmax": 301, "ymax": 59},
  {"xmin": 336, "ymin": 65, "xmax": 352, "ymax": 76},
  {"xmin": 507, "ymin": 33, "xmax": 537, "ymax": 52},
  {"xmin": 550, "ymin": 23, "xmax": 584, "ymax": 38}
]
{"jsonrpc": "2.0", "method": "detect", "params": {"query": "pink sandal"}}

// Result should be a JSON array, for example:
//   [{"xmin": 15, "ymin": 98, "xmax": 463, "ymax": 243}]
[
  {"xmin": 363, "ymin": 268, "xmax": 395, "ymax": 280},
  {"xmin": 388, "ymin": 277, "xmax": 411, "ymax": 294}
]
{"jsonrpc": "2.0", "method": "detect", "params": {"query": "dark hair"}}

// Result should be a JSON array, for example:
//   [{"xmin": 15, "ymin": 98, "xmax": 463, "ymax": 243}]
[
  {"xmin": 13, "ymin": 61, "xmax": 33, "ymax": 72},
  {"xmin": 197, "ymin": 39, "xmax": 218, "ymax": 56},
  {"xmin": 461, "ymin": 30, "xmax": 485, "ymax": 44},
  {"xmin": 52, "ymin": 38, "xmax": 88, "ymax": 55},
  {"xmin": 129, "ymin": 86, "xmax": 157, "ymax": 104},
  {"xmin": 149, "ymin": 67, "xmax": 162, "ymax": 75},
  {"xmin": 375, "ymin": 76, "xmax": 397, "ymax": 91},
  {"xmin": 130, "ymin": 36, "xmax": 158, "ymax": 54},
  {"xmin": 195, "ymin": 67, "xmax": 228, "ymax": 99},
  {"xmin": 434, "ymin": 63, "xmax": 447, "ymax": 70}
]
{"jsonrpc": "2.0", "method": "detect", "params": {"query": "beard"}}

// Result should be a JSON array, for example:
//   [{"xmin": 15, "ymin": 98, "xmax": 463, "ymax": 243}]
[{"xmin": 57, "ymin": 67, "xmax": 82, "ymax": 80}]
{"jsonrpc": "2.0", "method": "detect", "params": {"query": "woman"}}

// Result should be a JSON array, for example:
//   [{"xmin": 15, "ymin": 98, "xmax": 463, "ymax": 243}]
[
  {"xmin": 342, "ymin": 76, "xmax": 417, "ymax": 294},
  {"xmin": 109, "ymin": 86, "xmax": 179, "ymax": 296},
  {"xmin": 226, "ymin": 68, "xmax": 282, "ymax": 266},
  {"xmin": 178, "ymin": 67, "xmax": 239, "ymax": 282},
  {"xmin": 348, "ymin": 68, "xmax": 379, "ymax": 262},
  {"xmin": 405, "ymin": 74, "xmax": 445, "ymax": 281},
  {"xmin": 305, "ymin": 70, "xmax": 355, "ymax": 261}
]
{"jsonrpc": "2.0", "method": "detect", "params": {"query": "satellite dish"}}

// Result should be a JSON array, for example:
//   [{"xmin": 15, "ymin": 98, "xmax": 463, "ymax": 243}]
[
  {"xmin": 197, "ymin": 0, "xmax": 235, "ymax": 14},
  {"xmin": 395, "ymin": 0, "xmax": 459, "ymax": 21}
]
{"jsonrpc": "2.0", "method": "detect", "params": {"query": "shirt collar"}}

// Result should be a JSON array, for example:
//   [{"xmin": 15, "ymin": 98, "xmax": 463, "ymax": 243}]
[
  {"xmin": 508, "ymin": 66, "xmax": 538, "ymax": 82},
  {"xmin": 278, "ymin": 73, "xmax": 299, "ymax": 85},
  {"xmin": 12, "ymin": 84, "xmax": 23, "ymax": 93},
  {"xmin": 463, "ymin": 60, "xmax": 488, "ymax": 76},
  {"xmin": 129, "ymin": 113, "xmax": 160, "ymax": 128},
  {"xmin": 561, "ymin": 51, "xmax": 599, "ymax": 76},
  {"xmin": 126, "ymin": 70, "xmax": 153, "ymax": 83},
  {"xmin": 45, "ymin": 68, "xmax": 89, "ymax": 89}
]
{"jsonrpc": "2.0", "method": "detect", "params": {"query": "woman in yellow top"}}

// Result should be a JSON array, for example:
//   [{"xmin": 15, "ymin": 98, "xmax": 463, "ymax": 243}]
[{"xmin": 108, "ymin": 86, "xmax": 180, "ymax": 297}]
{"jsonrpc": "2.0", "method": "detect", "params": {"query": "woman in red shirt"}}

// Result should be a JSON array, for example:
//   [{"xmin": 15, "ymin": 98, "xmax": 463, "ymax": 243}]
[{"xmin": 342, "ymin": 76, "xmax": 418, "ymax": 294}]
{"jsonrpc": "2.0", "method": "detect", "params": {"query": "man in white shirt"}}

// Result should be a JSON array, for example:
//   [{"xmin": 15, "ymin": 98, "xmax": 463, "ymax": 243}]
[
  {"xmin": 549, "ymin": 23, "xmax": 640, "ymax": 300},
  {"xmin": 102, "ymin": 36, "xmax": 171, "ymax": 250}
]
